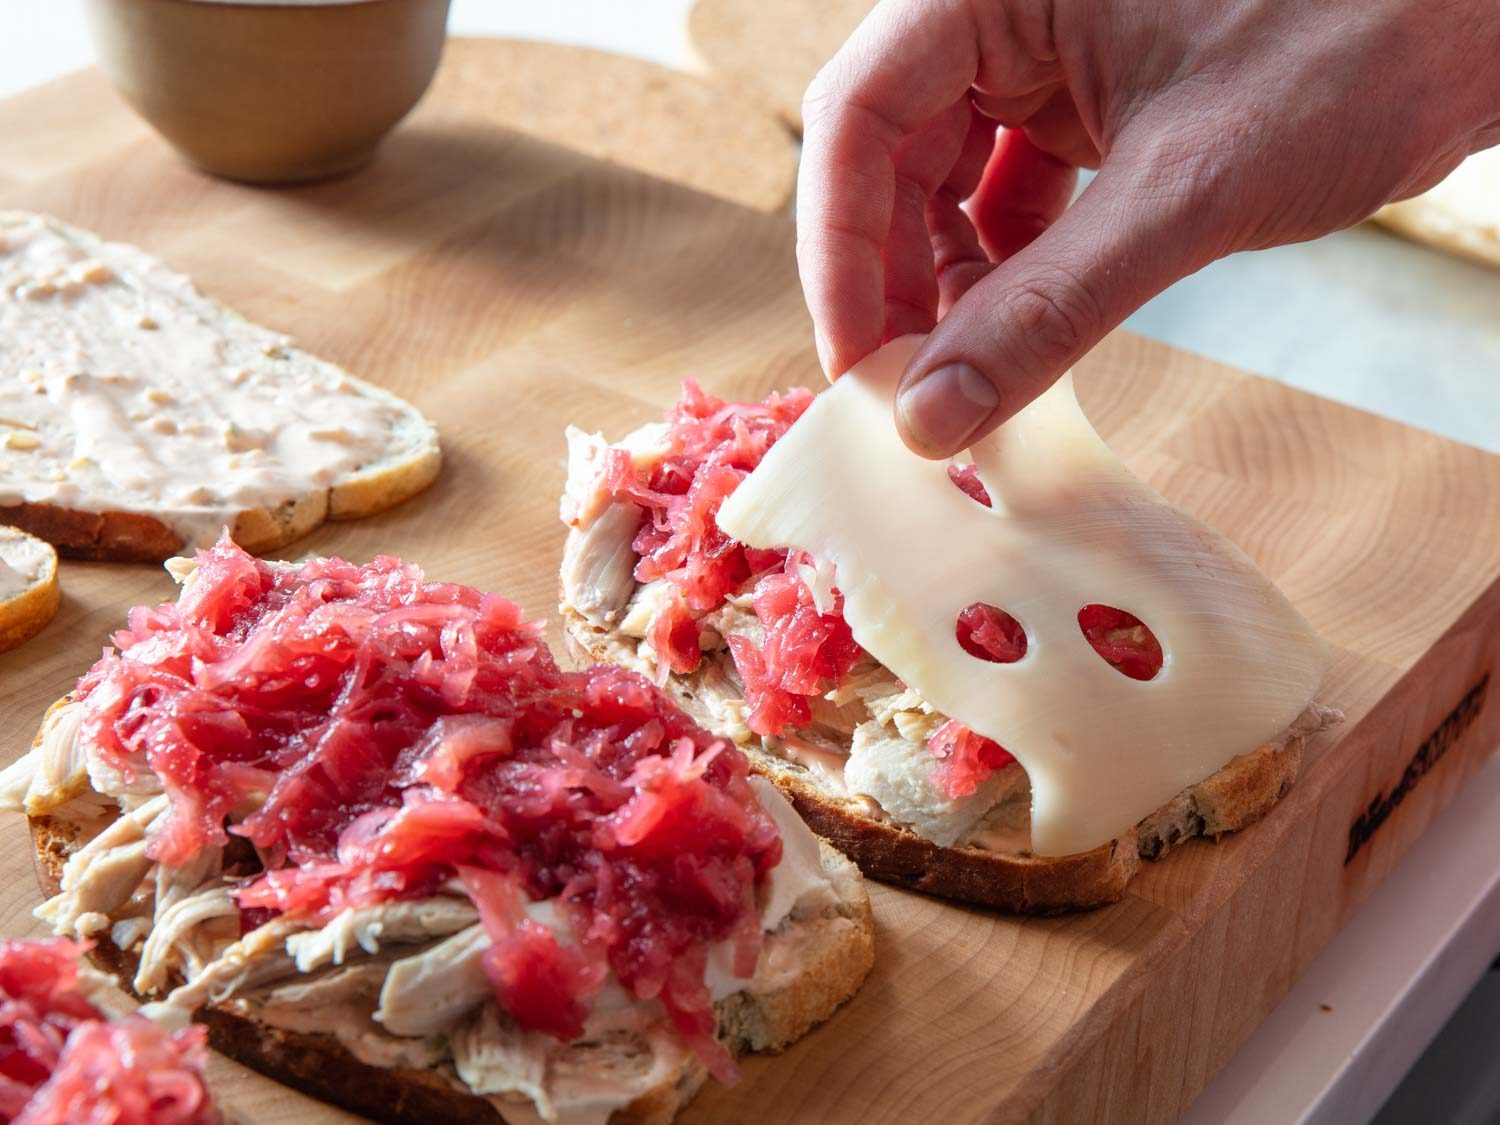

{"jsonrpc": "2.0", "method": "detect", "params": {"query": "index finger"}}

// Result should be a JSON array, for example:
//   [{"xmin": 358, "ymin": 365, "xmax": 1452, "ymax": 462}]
[{"xmin": 796, "ymin": 0, "xmax": 983, "ymax": 378}]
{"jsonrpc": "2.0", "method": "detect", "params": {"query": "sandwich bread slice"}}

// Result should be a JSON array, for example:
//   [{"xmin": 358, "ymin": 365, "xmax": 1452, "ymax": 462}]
[
  {"xmin": 559, "ymin": 377, "xmax": 1340, "ymax": 913},
  {"xmin": 1, "ymin": 536, "xmax": 873, "ymax": 1124},
  {"xmin": 0, "ymin": 212, "xmax": 440, "ymax": 561}
]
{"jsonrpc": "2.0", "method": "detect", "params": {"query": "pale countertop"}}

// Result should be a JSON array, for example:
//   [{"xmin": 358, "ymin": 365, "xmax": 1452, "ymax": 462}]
[{"xmin": 1, "ymin": 5, "xmax": 1498, "ymax": 1125}]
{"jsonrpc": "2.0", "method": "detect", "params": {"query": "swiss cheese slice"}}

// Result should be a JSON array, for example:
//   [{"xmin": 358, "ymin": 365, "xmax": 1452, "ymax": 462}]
[{"xmin": 717, "ymin": 336, "xmax": 1329, "ymax": 856}]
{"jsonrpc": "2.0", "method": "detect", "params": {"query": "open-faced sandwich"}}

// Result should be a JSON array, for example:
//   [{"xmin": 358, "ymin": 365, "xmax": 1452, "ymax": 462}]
[
  {"xmin": 0, "ymin": 212, "xmax": 440, "ymax": 561},
  {"xmin": 0, "ymin": 537, "xmax": 872, "ymax": 1124},
  {"xmin": 0, "ymin": 937, "xmax": 215, "ymax": 1123},
  {"xmin": 560, "ymin": 337, "xmax": 1340, "ymax": 913}
]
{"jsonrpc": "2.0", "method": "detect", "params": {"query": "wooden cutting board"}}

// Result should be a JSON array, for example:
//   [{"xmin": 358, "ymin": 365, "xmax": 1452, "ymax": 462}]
[
  {"xmin": 3, "ymin": 38, "xmax": 1499, "ymax": 1125},
  {"xmin": 688, "ymin": 0, "xmax": 875, "ymax": 132}
]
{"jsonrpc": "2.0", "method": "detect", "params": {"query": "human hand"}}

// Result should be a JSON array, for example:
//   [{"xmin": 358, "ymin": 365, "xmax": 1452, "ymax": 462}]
[{"xmin": 796, "ymin": 0, "xmax": 1500, "ymax": 456}]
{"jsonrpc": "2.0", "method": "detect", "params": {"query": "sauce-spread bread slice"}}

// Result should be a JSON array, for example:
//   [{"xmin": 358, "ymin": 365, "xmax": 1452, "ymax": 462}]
[
  {"xmin": 0, "ymin": 524, "xmax": 60, "ymax": 652},
  {"xmin": 1, "ymin": 542, "xmax": 874, "ymax": 1124},
  {"xmin": 559, "ymin": 382, "xmax": 1341, "ymax": 914},
  {"xmin": 0, "ymin": 212, "xmax": 440, "ymax": 561}
]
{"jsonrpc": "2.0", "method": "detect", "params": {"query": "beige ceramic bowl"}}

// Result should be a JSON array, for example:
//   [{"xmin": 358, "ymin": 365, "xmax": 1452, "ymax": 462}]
[{"xmin": 84, "ymin": 0, "xmax": 451, "ymax": 184}]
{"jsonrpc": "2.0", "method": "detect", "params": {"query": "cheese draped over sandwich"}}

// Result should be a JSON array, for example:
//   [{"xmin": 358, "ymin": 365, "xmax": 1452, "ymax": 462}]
[{"xmin": 718, "ymin": 336, "xmax": 1329, "ymax": 856}]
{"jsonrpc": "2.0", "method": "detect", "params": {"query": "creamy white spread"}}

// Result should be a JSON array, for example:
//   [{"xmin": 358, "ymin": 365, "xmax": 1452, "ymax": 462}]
[
  {"xmin": 0, "ymin": 528, "xmax": 51, "ymax": 600},
  {"xmin": 0, "ymin": 559, "xmax": 23, "ymax": 601},
  {"xmin": 0, "ymin": 213, "xmax": 432, "ymax": 547}
]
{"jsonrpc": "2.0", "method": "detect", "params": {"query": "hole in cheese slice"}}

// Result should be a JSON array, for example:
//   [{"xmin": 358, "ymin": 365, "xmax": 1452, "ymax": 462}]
[
  {"xmin": 1077, "ymin": 603, "xmax": 1164, "ymax": 681},
  {"xmin": 717, "ymin": 336, "xmax": 1329, "ymax": 857},
  {"xmin": 956, "ymin": 602, "xmax": 1028, "ymax": 664}
]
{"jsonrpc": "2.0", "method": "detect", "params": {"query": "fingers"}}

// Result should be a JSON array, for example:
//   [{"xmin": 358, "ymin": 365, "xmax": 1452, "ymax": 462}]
[
  {"xmin": 928, "ymin": 106, "xmax": 1001, "ymax": 319},
  {"xmin": 1008, "ymin": 87, "xmax": 1101, "ymax": 169},
  {"xmin": 796, "ymin": 0, "xmax": 987, "ymax": 377},
  {"xmin": 895, "ymin": 156, "xmax": 1218, "ymax": 457},
  {"xmin": 882, "ymin": 100, "xmax": 975, "ymax": 341},
  {"xmin": 969, "ymin": 128, "xmax": 1079, "ymax": 263}
]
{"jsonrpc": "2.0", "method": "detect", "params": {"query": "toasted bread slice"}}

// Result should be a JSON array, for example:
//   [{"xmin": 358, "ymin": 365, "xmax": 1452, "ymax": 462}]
[
  {"xmin": 1372, "ymin": 147, "xmax": 1500, "ymax": 269},
  {"xmin": 30, "ymin": 812, "xmax": 872, "ymax": 1125},
  {"xmin": 0, "ymin": 525, "xmax": 60, "ymax": 652},
  {"xmin": 564, "ymin": 603, "xmax": 1336, "ymax": 913},
  {"xmin": 0, "ymin": 212, "xmax": 440, "ymax": 561},
  {"xmin": 559, "ymin": 424, "xmax": 1341, "ymax": 914},
  {"xmin": 20, "ymin": 696, "xmax": 874, "ymax": 1125}
]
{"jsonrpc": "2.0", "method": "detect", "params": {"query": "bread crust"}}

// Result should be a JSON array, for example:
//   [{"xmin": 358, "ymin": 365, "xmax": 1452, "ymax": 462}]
[
  {"xmin": 563, "ymin": 603, "xmax": 1325, "ymax": 914},
  {"xmin": 1374, "ymin": 200, "xmax": 1500, "ymax": 270},
  {"xmin": 25, "ymin": 704, "xmax": 874, "ymax": 1125},
  {"xmin": 0, "ymin": 446, "xmax": 440, "ymax": 563},
  {"xmin": 0, "ymin": 527, "xmax": 60, "ymax": 651}
]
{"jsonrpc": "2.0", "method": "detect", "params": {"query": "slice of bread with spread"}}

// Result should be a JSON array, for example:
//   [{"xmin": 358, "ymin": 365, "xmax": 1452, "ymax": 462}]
[
  {"xmin": 0, "ymin": 540, "xmax": 874, "ymax": 1125},
  {"xmin": 0, "ymin": 524, "xmax": 60, "ymax": 652},
  {"xmin": 0, "ymin": 212, "xmax": 440, "ymax": 561},
  {"xmin": 559, "ymin": 384, "xmax": 1341, "ymax": 914}
]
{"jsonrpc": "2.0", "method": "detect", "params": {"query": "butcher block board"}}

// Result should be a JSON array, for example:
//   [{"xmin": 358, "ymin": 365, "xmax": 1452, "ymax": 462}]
[
  {"xmin": 688, "ymin": 0, "xmax": 875, "ymax": 132},
  {"xmin": 3, "ymin": 40, "xmax": 1499, "ymax": 1125}
]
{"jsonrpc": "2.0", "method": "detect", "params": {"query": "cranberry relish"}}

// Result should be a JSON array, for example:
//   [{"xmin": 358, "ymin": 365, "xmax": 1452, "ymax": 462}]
[
  {"xmin": 74, "ymin": 538, "xmax": 783, "ymax": 1079},
  {"xmin": 0, "ymin": 938, "xmax": 211, "ymax": 1125}
]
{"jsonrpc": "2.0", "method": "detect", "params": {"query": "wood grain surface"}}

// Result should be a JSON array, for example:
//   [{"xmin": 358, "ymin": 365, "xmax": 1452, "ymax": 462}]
[
  {"xmin": 688, "ymin": 0, "xmax": 875, "ymax": 132},
  {"xmin": 2, "ymin": 38, "xmax": 1499, "ymax": 1125},
  {"xmin": 440, "ymin": 38, "xmax": 798, "ymax": 213}
]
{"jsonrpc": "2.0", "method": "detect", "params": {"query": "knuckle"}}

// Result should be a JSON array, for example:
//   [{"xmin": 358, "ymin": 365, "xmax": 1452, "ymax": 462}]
[
  {"xmin": 1002, "ymin": 273, "xmax": 1101, "ymax": 368},
  {"xmin": 1122, "ymin": 126, "xmax": 1225, "ymax": 211},
  {"xmin": 800, "ymin": 61, "xmax": 847, "ymax": 132}
]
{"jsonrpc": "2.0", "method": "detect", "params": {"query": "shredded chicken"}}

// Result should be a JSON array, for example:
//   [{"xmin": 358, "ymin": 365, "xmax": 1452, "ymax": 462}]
[
  {"xmin": 544, "ymin": 1010, "xmax": 687, "ymax": 1123},
  {"xmin": 85, "ymin": 747, "xmax": 162, "ymax": 805},
  {"xmin": 453, "ymin": 1003, "xmax": 555, "ymax": 1114},
  {"xmin": 617, "ymin": 578, "xmax": 671, "ymax": 640},
  {"xmin": 36, "ymin": 794, "xmax": 168, "ymax": 938},
  {"xmin": 0, "ymin": 702, "xmax": 91, "ymax": 815},
  {"xmin": 152, "ymin": 918, "xmax": 308, "ymax": 1014},
  {"xmin": 254, "ymin": 962, "xmax": 389, "ymax": 1010},
  {"xmin": 237, "ymin": 960, "xmax": 448, "ymax": 1071},
  {"xmin": 285, "ymin": 898, "xmax": 481, "ymax": 973},
  {"xmin": 155, "ymin": 842, "xmax": 222, "ymax": 916},
  {"xmin": 375, "ymin": 923, "xmax": 491, "ymax": 1037},
  {"xmin": 110, "ymin": 916, "xmax": 153, "ymax": 952},
  {"xmin": 559, "ymin": 502, "xmax": 641, "ymax": 628},
  {"xmin": 844, "ymin": 722, "xmax": 1015, "ymax": 847},
  {"xmin": 134, "ymin": 886, "xmax": 239, "ymax": 996}
]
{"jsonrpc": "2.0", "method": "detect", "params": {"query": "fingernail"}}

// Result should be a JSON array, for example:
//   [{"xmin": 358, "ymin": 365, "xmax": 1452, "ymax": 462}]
[{"xmin": 897, "ymin": 363, "xmax": 1000, "ymax": 456}]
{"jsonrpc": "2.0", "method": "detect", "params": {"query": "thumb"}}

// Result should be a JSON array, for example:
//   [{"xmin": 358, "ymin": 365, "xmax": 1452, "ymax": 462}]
[{"xmin": 895, "ymin": 152, "xmax": 1224, "ymax": 458}]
